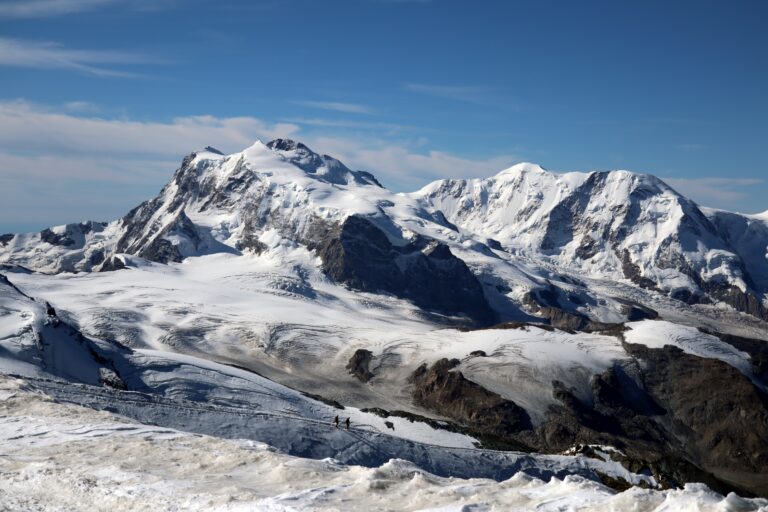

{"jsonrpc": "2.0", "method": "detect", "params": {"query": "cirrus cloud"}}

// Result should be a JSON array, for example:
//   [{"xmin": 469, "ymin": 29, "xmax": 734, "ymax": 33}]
[
  {"xmin": 0, "ymin": 99, "xmax": 521, "ymax": 232},
  {"xmin": 0, "ymin": 37, "xmax": 157, "ymax": 77}
]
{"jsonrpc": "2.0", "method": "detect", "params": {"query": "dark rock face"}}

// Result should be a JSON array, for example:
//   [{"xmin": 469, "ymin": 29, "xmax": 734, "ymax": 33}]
[
  {"xmin": 624, "ymin": 342, "xmax": 768, "ymax": 493},
  {"xmin": 99, "ymin": 256, "xmax": 126, "ymax": 272},
  {"xmin": 39, "ymin": 222, "xmax": 106, "ymax": 249},
  {"xmin": 516, "ymin": 353, "xmax": 767, "ymax": 496},
  {"xmin": 410, "ymin": 358, "xmax": 532, "ymax": 437},
  {"xmin": 404, "ymin": 339, "xmax": 768, "ymax": 496},
  {"xmin": 618, "ymin": 249, "xmax": 658, "ymax": 290},
  {"xmin": 521, "ymin": 289, "xmax": 625, "ymax": 332},
  {"xmin": 0, "ymin": 273, "xmax": 30, "ymax": 298},
  {"xmin": 618, "ymin": 301, "xmax": 659, "ymax": 322},
  {"xmin": 118, "ymin": 203, "xmax": 200, "ymax": 264},
  {"xmin": 40, "ymin": 228, "xmax": 75, "ymax": 247},
  {"xmin": 0, "ymin": 234, "xmax": 14, "ymax": 246},
  {"xmin": 346, "ymin": 349, "xmax": 375, "ymax": 382},
  {"xmin": 703, "ymin": 283, "xmax": 768, "ymax": 322},
  {"xmin": 312, "ymin": 215, "xmax": 495, "ymax": 326},
  {"xmin": 703, "ymin": 330, "xmax": 768, "ymax": 385},
  {"xmin": 44, "ymin": 301, "xmax": 57, "ymax": 318}
]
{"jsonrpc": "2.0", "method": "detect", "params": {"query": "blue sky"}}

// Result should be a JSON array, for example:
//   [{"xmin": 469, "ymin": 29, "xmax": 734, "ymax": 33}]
[{"xmin": 0, "ymin": 0, "xmax": 766, "ymax": 232}]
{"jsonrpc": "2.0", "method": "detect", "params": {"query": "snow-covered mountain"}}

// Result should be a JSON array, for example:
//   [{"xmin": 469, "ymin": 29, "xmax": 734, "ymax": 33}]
[
  {"xmin": 2, "ymin": 139, "xmax": 768, "ymax": 501},
  {"xmin": 3, "ymin": 139, "xmax": 767, "ymax": 326},
  {"xmin": 414, "ymin": 163, "xmax": 768, "ymax": 320}
]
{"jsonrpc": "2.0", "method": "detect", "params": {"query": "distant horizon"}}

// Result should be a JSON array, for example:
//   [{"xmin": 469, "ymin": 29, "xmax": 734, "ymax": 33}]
[{"xmin": 1, "ymin": 0, "xmax": 766, "ymax": 232}]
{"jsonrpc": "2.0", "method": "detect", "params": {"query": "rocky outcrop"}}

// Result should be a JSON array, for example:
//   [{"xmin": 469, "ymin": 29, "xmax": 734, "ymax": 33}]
[
  {"xmin": 704, "ymin": 283, "xmax": 768, "ymax": 322},
  {"xmin": 703, "ymin": 330, "xmax": 768, "ymax": 385},
  {"xmin": 99, "ymin": 255, "xmax": 126, "ymax": 272},
  {"xmin": 312, "ymin": 215, "xmax": 495, "ymax": 326},
  {"xmin": 409, "ymin": 358, "xmax": 531, "ymax": 437},
  {"xmin": 624, "ymin": 342, "xmax": 768, "ymax": 493},
  {"xmin": 346, "ymin": 349, "xmax": 374, "ymax": 382},
  {"xmin": 267, "ymin": 139, "xmax": 382, "ymax": 187},
  {"xmin": 403, "ymin": 342, "xmax": 768, "ymax": 496}
]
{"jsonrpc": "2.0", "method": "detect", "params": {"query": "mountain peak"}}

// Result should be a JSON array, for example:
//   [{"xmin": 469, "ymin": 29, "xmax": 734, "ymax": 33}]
[
  {"xmin": 262, "ymin": 138, "xmax": 381, "ymax": 188},
  {"xmin": 495, "ymin": 162, "xmax": 549, "ymax": 177},
  {"xmin": 266, "ymin": 138, "xmax": 311, "ymax": 153}
]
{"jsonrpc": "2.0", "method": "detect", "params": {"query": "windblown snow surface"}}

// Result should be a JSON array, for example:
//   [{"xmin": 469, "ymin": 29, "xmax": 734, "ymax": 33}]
[{"xmin": 2, "ymin": 376, "xmax": 766, "ymax": 512}]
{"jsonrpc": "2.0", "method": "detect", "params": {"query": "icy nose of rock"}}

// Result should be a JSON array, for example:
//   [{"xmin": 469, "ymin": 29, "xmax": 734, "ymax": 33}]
[
  {"xmin": 202, "ymin": 146, "xmax": 224, "ymax": 155},
  {"xmin": 267, "ymin": 138, "xmax": 311, "ymax": 153}
]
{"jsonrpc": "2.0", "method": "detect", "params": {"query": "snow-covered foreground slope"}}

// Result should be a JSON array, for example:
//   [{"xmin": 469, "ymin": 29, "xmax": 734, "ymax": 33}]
[{"xmin": 2, "ymin": 376, "xmax": 765, "ymax": 512}]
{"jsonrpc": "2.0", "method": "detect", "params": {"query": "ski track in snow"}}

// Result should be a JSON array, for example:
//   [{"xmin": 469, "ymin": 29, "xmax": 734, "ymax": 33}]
[{"xmin": 2, "ymin": 375, "xmax": 766, "ymax": 512}]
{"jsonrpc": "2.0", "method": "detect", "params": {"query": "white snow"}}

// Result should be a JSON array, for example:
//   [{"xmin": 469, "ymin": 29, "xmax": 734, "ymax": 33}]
[
  {"xmin": 624, "ymin": 320, "xmax": 755, "ymax": 380},
  {"xmin": 1, "ymin": 375, "xmax": 765, "ymax": 512}
]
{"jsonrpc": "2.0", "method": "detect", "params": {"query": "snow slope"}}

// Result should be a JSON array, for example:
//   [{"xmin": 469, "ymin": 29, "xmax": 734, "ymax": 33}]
[
  {"xmin": 414, "ymin": 164, "xmax": 768, "ymax": 306},
  {"xmin": 6, "ymin": 139, "xmax": 766, "ymax": 327},
  {"xmin": 1, "ymin": 375, "xmax": 765, "ymax": 512},
  {"xmin": 0, "ymin": 273, "xmax": 657, "ymax": 487}
]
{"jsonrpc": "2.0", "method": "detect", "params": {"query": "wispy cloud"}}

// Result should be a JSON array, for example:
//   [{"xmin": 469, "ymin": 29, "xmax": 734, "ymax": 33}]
[
  {"xmin": 0, "ymin": 38, "xmax": 154, "ymax": 77},
  {"xmin": 63, "ymin": 101, "xmax": 101, "ymax": 113},
  {"xmin": 0, "ymin": 0, "xmax": 175, "ymax": 18},
  {"xmin": 282, "ymin": 117, "xmax": 415, "ymax": 134},
  {"xmin": 664, "ymin": 177, "xmax": 765, "ymax": 210},
  {"xmin": 292, "ymin": 100, "xmax": 375, "ymax": 115},
  {"xmin": 308, "ymin": 136, "xmax": 518, "ymax": 189},
  {"xmin": 0, "ymin": 99, "xmax": 299, "ymax": 231},
  {"xmin": 0, "ymin": 100, "xmax": 299, "ymax": 157},
  {"xmin": 0, "ymin": 99, "xmax": 523, "ymax": 231}
]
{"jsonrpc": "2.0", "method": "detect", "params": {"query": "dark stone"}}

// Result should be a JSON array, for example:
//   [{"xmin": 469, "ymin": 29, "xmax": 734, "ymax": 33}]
[
  {"xmin": 0, "ymin": 233, "xmax": 13, "ymax": 246},
  {"xmin": 312, "ymin": 215, "xmax": 495, "ymax": 326},
  {"xmin": 360, "ymin": 407, "xmax": 390, "ymax": 418},
  {"xmin": 301, "ymin": 392, "xmax": 345, "ymax": 410},
  {"xmin": 703, "ymin": 283, "xmax": 768, "ymax": 321},
  {"xmin": 88, "ymin": 249, "xmax": 105, "ymax": 266},
  {"xmin": 701, "ymin": 329, "xmax": 768, "ymax": 385},
  {"xmin": 99, "ymin": 256, "xmax": 126, "ymax": 272},
  {"xmin": 618, "ymin": 301, "xmax": 659, "ymax": 321},
  {"xmin": 346, "ymin": 349, "xmax": 375, "ymax": 382},
  {"xmin": 486, "ymin": 238, "xmax": 503, "ymax": 251},
  {"xmin": 0, "ymin": 273, "xmax": 30, "ymax": 298},
  {"xmin": 618, "ymin": 249, "xmax": 658, "ymax": 290},
  {"xmin": 40, "ymin": 228, "xmax": 75, "ymax": 247},
  {"xmin": 469, "ymin": 350, "xmax": 487, "ymax": 358},
  {"xmin": 203, "ymin": 146, "xmax": 224, "ymax": 155},
  {"xmin": 409, "ymin": 358, "xmax": 532, "ymax": 437},
  {"xmin": 624, "ymin": 342, "xmax": 768, "ymax": 495},
  {"xmin": 45, "ymin": 301, "xmax": 57, "ymax": 318},
  {"xmin": 575, "ymin": 237, "xmax": 599, "ymax": 260},
  {"xmin": 536, "ymin": 307, "xmax": 624, "ymax": 334}
]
